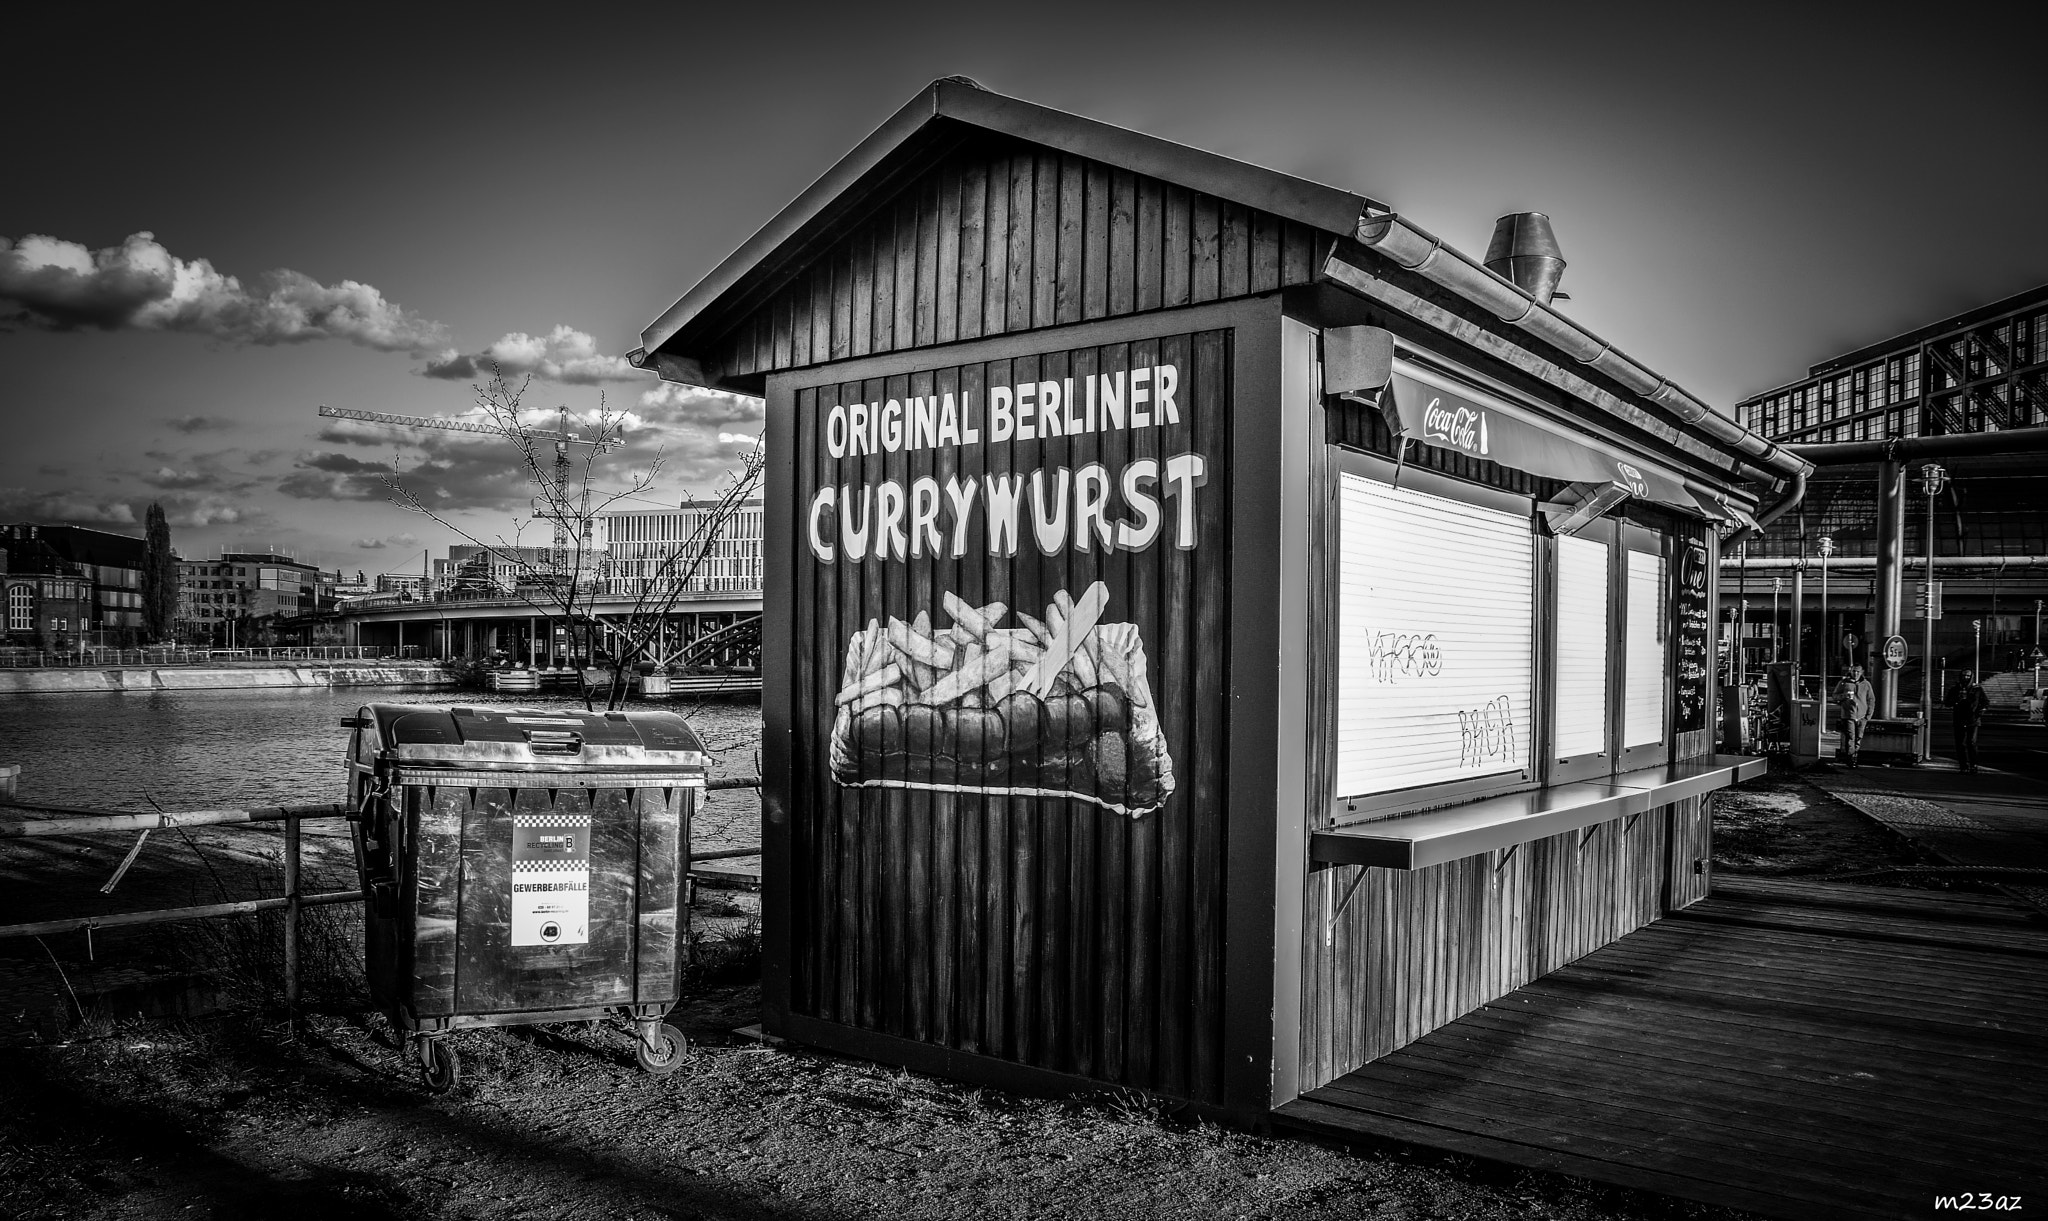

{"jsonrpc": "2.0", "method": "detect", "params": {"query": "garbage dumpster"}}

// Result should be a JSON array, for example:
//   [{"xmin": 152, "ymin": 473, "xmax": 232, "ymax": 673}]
[
  {"xmin": 345, "ymin": 702, "xmax": 706, "ymax": 1090},
  {"xmin": 1860, "ymin": 716, "xmax": 1927, "ymax": 765}
]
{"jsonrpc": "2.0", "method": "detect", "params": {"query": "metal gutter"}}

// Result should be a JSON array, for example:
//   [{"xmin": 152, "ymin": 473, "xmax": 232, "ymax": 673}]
[{"xmin": 1348, "ymin": 211, "xmax": 1813, "ymax": 542}]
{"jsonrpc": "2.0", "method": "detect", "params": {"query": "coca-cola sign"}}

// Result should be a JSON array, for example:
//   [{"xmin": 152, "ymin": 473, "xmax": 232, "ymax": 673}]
[
  {"xmin": 1420, "ymin": 395, "xmax": 1489, "ymax": 457},
  {"xmin": 1385, "ymin": 367, "xmax": 1698, "ymax": 514}
]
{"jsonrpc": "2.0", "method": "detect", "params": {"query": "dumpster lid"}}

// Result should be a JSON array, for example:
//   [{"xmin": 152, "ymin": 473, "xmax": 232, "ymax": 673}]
[{"xmin": 360, "ymin": 703, "xmax": 709, "ymax": 778}]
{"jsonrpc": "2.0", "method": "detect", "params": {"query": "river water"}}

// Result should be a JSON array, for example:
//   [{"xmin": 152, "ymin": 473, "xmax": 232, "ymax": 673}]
[{"xmin": 0, "ymin": 687, "xmax": 765, "ymax": 850}]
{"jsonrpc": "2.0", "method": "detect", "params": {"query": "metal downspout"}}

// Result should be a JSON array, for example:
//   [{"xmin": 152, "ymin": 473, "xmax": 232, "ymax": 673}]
[{"xmin": 1727, "ymin": 470, "xmax": 1805, "ymax": 552}]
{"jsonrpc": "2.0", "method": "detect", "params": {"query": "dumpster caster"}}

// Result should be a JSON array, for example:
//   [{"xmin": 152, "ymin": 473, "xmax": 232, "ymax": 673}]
[
  {"xmin": 417, "ymin": 1038, "xmax": 460, "ymax": 1093},
  {"xmin": 634, "ymin": 1022, "xmax": 687, "ymax": 1075}
]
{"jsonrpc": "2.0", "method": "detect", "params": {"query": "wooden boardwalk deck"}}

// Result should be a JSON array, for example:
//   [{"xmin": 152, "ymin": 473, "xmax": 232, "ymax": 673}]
[{"xmin": 1274, "ymin": 876, "xmax": 2048, "ymax": 1220}]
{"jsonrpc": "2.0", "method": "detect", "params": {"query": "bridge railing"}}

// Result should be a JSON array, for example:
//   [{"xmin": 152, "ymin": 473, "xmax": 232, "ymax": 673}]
[{"xmin": 0, "ymin": 645, "xmax": 409, "ymax": 669}]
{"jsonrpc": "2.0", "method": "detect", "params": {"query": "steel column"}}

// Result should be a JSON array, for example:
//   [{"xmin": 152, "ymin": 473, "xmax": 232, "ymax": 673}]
[{"xmin": 1874, "ymin": 459, "xmax": 1905, "ymax": 716}]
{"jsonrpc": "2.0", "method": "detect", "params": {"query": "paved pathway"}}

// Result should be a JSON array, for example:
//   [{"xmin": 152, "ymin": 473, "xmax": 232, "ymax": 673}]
[{"xmin": 1803, "ymin": 716, "xmax": 2048, "ymax": 911}]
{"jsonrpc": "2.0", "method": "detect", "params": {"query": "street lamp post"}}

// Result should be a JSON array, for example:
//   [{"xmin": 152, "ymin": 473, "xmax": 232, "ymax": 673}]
[
  {"xmin": 1818, "ymin": 535, "xmax": 1833, "ymax": 754},
  {"xmin": 1920, "ymin": 464, "xmax": 1946, "ymax": 744},
  {"xmin": 1772, "ymin": 577, "xmax": 1782, "ymax": 663},
  {"xmin": 1973, "ymin": 618, "xmax": 1982, "ymax": 682},
  {"xmin": 1738, "ymin": 598, "xmax": 1750, "ymax": 696},
  {"xmin": 2035, "ymin": 598, "xmax": 2043, "ymax": 698}
]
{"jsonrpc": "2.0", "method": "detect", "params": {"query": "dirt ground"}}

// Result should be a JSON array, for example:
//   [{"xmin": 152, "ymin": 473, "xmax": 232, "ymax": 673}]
[
  {"xmin": 1708, "ymin": 767, "xmax": 2007, "ymax": 896},
  {"xmin": 12, "ymin": 753, "xmax": 1914, "ymax": 1218},
  {"xmin": 1711, "ymin": 774, "xmax": 1922, "ymax": 879},
  {"xmin": 0, "ymin": 946, "xmax": 1744, "ymax": 1221}
]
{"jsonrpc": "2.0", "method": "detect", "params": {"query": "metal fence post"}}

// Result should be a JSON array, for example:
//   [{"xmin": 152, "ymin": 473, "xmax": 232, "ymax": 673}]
[{"xmin": 283, "ymin": 809, "xmax": 301, "ymax": 1027}]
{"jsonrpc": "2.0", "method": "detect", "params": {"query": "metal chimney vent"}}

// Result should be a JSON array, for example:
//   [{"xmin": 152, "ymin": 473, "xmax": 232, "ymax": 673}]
[{"xmin": 1484, "ymin": 213, "xmax": 1568, "ymax": 304}]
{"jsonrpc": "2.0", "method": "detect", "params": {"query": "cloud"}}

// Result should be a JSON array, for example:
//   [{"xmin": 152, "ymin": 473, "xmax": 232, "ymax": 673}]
[
  {"xmin": 279, "ymin": 444, "xmax": 535, "ymax": 513},
  {"xmin": 0, "ymin": 489, "xmax": 137, "ymax": 525},
  {"xmin": 421, "ymin": 325, "xmax": 646, "ymax": 385},
  {"xmin": 166, "ymin": 414, "xmax": 234, "ymax": 433},
  {"xmin": 277, "ymin": 450, "xmax": 400, "ymax": 502},
  {"xmin": 603, "ymin": 382, "xmax": 769, "ymax": 490},
  {"xmin": 352, "ymin": 531, "xmax": 418, "ymax": 550},
  {"xmin": 147, "ymin": 466, "xmax": 215, "ymax": 489},
  {"xmin": 0, "ymin": 231, "xmax": 449, "ymax": 354},
  {"xmin": 637, "ymin": 381, "xmax": 764, "ymax": 428},
  {"xmin": 158, "ymin": 493, "xmax": 245, "ymax": 527}
]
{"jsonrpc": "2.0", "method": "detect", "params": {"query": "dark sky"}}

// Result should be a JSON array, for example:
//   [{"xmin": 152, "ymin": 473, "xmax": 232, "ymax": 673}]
[{"xmin": 5, "ymin": 3, "xmax": 2045, "ymax": 573}]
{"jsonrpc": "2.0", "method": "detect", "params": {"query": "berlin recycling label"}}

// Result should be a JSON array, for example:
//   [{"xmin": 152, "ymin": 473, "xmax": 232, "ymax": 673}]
[{"xmin": 511, "ymin": 812, "xmax": 590, "ymax": 946}]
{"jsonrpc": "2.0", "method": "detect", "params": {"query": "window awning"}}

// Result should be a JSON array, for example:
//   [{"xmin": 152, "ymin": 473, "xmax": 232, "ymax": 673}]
[{"xmin": 1382, "ymin": 363, "xmax": 1700, "ymax": 515}]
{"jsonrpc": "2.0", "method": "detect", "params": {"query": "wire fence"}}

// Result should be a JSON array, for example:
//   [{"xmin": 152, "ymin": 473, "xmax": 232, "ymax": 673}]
[{"xmin": 0, "ymin": 775, "xmax": 765, "ymax": 1019}]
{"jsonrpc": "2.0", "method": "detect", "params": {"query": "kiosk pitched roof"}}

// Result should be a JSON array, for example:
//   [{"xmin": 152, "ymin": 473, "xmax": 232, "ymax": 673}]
[
  {"xmin": 635, "ymin": 77, "xmax": 1385, "ymax": 367},
  {"xmin": 633, "ymin": 78, "xmax": 1810, "ymax": 500}
]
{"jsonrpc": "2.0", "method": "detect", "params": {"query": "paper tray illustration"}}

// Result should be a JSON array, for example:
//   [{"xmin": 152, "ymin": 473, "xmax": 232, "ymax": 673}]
[{"xmin": 828, "ymin": 582, "xmax": 1176, "ymax": 818}]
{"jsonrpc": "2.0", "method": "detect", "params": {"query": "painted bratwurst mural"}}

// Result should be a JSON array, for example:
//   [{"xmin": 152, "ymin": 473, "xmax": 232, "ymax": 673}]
[{"xmin": 828, "ymin": 583, "xmax": 1176, "ymax": 817}]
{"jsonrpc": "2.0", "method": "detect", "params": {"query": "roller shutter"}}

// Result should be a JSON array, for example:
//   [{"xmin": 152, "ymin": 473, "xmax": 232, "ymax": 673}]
[
  {"xmin": 1624, "ymin": 548, "xmax": 1668, "ymax": 747},
  {"xmin": 1554, "ymin": 533, "xmax": 1611, "ymax": 760},
  {"xmin": 1336, "ymin": 473, "xmax": 1534, "ymax": 798}
]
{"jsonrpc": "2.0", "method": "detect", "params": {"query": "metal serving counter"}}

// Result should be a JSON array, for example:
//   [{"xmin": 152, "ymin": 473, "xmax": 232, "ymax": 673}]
[{"xmin": 1309, "ymin": 754, "xmax": 1768, "ymax": 871}]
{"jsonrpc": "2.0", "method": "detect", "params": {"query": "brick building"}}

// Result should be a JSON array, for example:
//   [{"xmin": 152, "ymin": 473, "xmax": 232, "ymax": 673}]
[
  {"xmin": 0, "ymin": 524, "xmax": 148, "ymax": 642},
  {"xmin": 0, "ymin": 541, "xmax": 94, "ymax": 647}
]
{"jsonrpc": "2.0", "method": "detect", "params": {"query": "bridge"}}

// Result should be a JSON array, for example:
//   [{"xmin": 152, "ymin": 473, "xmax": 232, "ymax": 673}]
[{"xmin": 338, "ymin": 587, "xmax": 762, "ymax": 671}]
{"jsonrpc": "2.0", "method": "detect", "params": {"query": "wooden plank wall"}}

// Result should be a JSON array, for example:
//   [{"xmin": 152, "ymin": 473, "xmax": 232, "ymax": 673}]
[
  {"xmin": 707, "ymin": 138, "xmax": 1325, "ymax": 386},
  {"xmin": 787, "ymin": 330, "xmax": 1236, "ymax": 1104},
  {"xmin": 1301, "ymin": 813, "xmax": 1670, "ymax": 1087}
]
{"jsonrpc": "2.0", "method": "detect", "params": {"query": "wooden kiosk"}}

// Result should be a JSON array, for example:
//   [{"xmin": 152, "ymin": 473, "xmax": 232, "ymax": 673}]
[{"xmin": 631, "ymin": 79, "xmax": 1811, "ymax": 1124}]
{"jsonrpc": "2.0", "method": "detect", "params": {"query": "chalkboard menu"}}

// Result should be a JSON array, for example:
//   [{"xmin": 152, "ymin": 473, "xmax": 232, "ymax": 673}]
[{"xmin": 1674, "ymin": 535, "xmax": 1712, "ymax": 733}]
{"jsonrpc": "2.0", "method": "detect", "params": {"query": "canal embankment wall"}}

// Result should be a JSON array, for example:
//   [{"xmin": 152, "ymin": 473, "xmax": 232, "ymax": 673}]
[{"xmin": 0, "ymin": 665, "xmax": 460, "ymax": 695}]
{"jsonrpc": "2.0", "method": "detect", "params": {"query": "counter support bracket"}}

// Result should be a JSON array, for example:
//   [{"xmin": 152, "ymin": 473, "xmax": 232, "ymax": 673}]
[{"xmin": 1324, "ymin": 866, "xmax": 1371, "ymax": 946}]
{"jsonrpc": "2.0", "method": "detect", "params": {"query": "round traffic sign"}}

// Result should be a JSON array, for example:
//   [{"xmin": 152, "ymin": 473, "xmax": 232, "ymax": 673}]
[{"xmin": 1882, "ymin": 635, "xmax": 1908, "ymax": 670}]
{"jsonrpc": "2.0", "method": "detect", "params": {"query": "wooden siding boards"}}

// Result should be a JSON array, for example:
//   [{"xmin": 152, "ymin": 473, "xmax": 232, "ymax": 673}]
[
  {"xmin": 704, "ymin": 138, "xmax": 1324, "ymax": 388},
  {"xmin": 1299, "ymin": 815, "xmax": 1677, "ymax": 1091},
  {"xmin": 765, "ymin": 303, "xmax": 1268, "ymax": 1113}
]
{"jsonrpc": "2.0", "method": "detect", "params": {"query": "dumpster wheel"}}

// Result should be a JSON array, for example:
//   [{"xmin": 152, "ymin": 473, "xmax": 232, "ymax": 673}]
[
  {"xmin": 635, "ymin": 1022, "xmax": 687, "ymax": 1075},
  {"xmin": 418, "ymin": 1038, "xmax": 460, "ymax": 1093}
]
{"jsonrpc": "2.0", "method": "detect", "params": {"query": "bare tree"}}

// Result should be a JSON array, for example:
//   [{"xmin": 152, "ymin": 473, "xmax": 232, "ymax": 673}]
[{"xmin": 384, "ymin": 367, "xmax": 765, "ymax": 711}]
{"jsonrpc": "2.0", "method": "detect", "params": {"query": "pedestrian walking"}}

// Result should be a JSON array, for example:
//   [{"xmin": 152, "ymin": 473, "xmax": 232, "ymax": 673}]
[
  {"xmin": 1944, "ymin": 670, "xmax": 1990, "ymax": 773},
  {"xmin": 1832, "ymin": 664, "xmax": 1875, "ymax": 768}
]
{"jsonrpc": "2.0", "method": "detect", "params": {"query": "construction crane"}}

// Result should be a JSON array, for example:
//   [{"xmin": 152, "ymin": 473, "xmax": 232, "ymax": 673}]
[{"xmin": 315, "ymin": 404, "xmax": 624, "ymax": 575}]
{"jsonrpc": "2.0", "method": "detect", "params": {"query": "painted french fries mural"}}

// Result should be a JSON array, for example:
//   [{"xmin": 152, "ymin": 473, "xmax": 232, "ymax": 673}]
[
  {"xmin": 799, "ymin": 331, "xmax": 1227, "ymax": 831},
  {"xmin": 828, "ymin": 583, "xmax": 1177, "ymax": 817}
]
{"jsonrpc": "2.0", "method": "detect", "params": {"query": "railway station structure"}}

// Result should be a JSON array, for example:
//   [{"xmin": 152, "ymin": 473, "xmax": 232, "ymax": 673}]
[{"xmin": 1722, "ymin": 283, "xmax": 2048, "ymax": 701}]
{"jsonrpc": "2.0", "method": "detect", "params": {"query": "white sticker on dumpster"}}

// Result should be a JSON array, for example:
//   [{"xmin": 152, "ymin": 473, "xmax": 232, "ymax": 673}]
[{"xmin": 511, "ymin": 813, "xmax": 590, "ymax": 946}]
